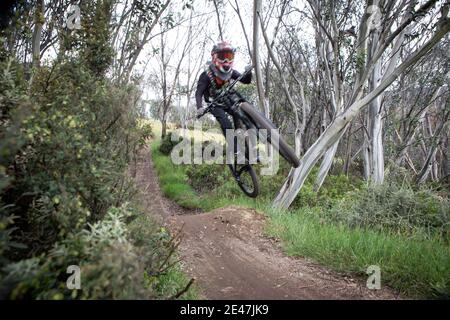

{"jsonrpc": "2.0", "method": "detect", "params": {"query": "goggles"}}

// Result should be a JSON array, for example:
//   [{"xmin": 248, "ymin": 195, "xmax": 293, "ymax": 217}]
[{"xmin": 216, "ymin": 50, "xmax": 235, "ymax": 62}]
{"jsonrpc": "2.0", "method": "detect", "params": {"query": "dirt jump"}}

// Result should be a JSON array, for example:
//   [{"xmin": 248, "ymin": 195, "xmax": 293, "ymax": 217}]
[{"xmin": 135, "ymin": 147, "xmax": 400, "ymax": 300}]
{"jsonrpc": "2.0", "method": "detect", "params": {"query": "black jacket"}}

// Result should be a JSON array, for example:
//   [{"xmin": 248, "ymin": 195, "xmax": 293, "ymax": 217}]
[{"xmin": 195, "ymin": 68, "xmax": 252, "ymax": 109}]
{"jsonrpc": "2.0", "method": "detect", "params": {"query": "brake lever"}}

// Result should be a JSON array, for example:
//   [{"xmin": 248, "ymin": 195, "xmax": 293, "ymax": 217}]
[
  {"xmin": 196, "ymin": 111, "xmax": 206, "ymax": 119},
  {"xmin": 196, "ymin": 102, "xmax": 227, "ymax": 119}
]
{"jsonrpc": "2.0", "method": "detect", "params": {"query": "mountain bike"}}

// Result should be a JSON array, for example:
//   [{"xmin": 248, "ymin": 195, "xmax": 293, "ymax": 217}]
[{"xmin": 197, "ymin": 68, "xmax": 300, "ymax": 198}]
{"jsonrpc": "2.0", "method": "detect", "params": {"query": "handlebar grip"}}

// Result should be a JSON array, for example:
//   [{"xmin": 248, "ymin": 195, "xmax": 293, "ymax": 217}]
[{"xmin": 197, "ymin": 108, "xmax": 208, "ymax": 119}]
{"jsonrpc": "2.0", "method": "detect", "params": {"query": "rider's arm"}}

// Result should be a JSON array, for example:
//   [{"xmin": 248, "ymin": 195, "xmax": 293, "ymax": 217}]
[
  {"xmin": 195, "ymin": 72, "xmax": 210, "ymax": 109},
  {"xmin": 232, "ymin": 69, "xmax": 252, "ymax": 84}
]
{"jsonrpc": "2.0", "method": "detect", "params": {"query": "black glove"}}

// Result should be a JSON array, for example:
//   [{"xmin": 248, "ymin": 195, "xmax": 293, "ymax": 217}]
[{"xmin": 196, "ymin": 107, "xmax": 207, "ymax": 118}]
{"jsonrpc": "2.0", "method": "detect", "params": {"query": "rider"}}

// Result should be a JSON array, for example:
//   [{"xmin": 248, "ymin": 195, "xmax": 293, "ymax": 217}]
[{"xmin": 195, "ymin": 41, "xmax": 252, "ymax": 136}]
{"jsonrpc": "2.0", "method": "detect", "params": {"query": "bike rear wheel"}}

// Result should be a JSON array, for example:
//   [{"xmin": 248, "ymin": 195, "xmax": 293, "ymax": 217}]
[
  {"xmin": 232, "ymin": 163, "xmax": 259, "ymax": 198},
  {"xmin": 226, "ymin": 123, "xmax": 259, "ymax": 198},
  {"xmin": 239, "ymin": 102, "xmax": 300, "ymax": 168}
]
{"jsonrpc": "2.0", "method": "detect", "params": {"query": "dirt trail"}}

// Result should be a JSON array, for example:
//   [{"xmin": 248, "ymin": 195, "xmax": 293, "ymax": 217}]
[{"xmin": 135, "ymin": 146, "xmax": 400, "ymax": 300}]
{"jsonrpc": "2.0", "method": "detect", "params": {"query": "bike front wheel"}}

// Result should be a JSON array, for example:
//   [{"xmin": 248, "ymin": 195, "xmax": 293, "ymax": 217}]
[
  {"xmin": 239, "ymin": 102, "xmax": 301, "ymax": 168},
  {"xmin": 230, "ymin": 163, "xmax": 259, "ymax": 198}
]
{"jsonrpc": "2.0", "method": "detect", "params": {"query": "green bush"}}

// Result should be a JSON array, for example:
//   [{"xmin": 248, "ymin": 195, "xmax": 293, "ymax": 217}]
[
  {"xmin": 185, "ymin": 164, "xmax": 230, "ymax": 193},
  {"xmin": 0, "ymin": 56, "xmax": 188, "ymax": 299},
  {"xmin": 285, "ymin": 166, "xmax": 362, "ymax": 209},
  {"xmin": 325, "ymin": 182, "xmax": 449, "ymax": 239},
  {"xmin": 2, "ymin": 204, "xmax": 137, "ymax": 299},
  {"xmin": 159, "ymin": 132, "xmax": 177, "ymax": 155},
  {"xmin": 0, "ymin": 0, "xmax": 196, "ymax": 300},
  {"xmin": 137, "ymin": 120, "xmax": 154, "ymax": 147},
  {"xmin": 1, "ymin": 204, "xmax": 194, "ymax": 299},
  {"xmin": 0, "ymin": 58, "xmax": 144, "ymax": 246}
]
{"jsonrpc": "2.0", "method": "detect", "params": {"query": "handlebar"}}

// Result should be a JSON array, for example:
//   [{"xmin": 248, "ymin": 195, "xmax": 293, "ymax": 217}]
[
  {"xmin": 196, "ymin": 103, "xmax": 224, "ymax": 119},
  {"xmin": 196, "ymin": 66, "xmax": 253, "ymax": 119}
]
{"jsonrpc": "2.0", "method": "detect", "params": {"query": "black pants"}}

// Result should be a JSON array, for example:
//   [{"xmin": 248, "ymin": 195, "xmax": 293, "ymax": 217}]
[
  {"xmin": 210, "ymin": 106, "xmax": 235, "ymax": 135},
  {"xmin": 210, "ymin": 106, "xmax": 239, "ymax": 154}
]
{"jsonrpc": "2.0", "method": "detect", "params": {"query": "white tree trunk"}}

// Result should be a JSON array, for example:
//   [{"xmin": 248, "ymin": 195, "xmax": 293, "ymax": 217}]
[
  {"xmin": 308, "ymin": 0, "xmax": 354, "ymax": 192},
  {"xmin": 313, "ymin": 141, "xmax": 339, "ymax": 192},
  {"xmin": 212, "ymin": 0, "xmax": 224, "ymax": 41},
  {"xmin": 395, "ymin": 87, "xmax": 441, "ymax": 166},
  {"xmin": 252, "ymin": 0, "xmax": 270, "ymax": 118},
  {"xmin": 370, "ymin": 107, "xmax": 384, "ymax": 183},
  {"xmin": 417, "ymin": 117, "xmax": 449, "ymax": 183},
  {"xmin": 367, "ymin": 58, "xmax": 384, "ymax": 183},
  {"xmin": 363, "ymin": 134, "xmax": 371, "ymax": 180},
  {"xmin": 364, "ymin": 2, "xmax": 414, "ymax": 184},
  {"xmin": 417, "ymin": 147, "xmax": 439, "ymax": 184},
  {"xmin": 32, "ymin": 0, "xmax": 45, "ymax": 68}
]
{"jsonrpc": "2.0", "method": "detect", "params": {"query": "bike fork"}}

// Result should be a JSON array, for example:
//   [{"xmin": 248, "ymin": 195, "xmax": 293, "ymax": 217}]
[{"xmin": 228, "ymin": 163, "xmax": 240, "ymax": 182}]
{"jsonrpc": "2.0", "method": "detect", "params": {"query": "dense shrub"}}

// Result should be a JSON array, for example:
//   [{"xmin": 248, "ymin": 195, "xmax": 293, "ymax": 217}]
[
  {"xmin": 1, "ymin": 204, "xmax": 190, "ymax": 299},
  {"xmin": 1, "ymin": 58, "xmax": 143, "ymax": 244},
  {"xmin": 137, "ymin": 119, "xmax": 154, "ymax": 147},
  {"xmin": 325, "ymin": 182, "xmax": 449, "ymax": 239},
  {"xmin": 0, "ymin": 0, "xmax": 197, "ymax": 300},
  {"xmin": 186, "ymin": 164, "xmax": 230, "ymax": 193},
  {"xmin": 2, "ymin": 205, "xmax": 140, "ymax": 299},
  {"xmin": 159, "ymin": 132, "xmax": 176, "ymax": 155},
  {"xmin": 0, "ymin": 55, "xmax": 189, "ymax": 299}
]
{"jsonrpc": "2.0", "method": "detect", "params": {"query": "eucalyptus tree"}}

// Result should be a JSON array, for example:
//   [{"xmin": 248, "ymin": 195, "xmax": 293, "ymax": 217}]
[{"xmin": 273, "ymin": 0, "xmax": 450, "ymax": 209}]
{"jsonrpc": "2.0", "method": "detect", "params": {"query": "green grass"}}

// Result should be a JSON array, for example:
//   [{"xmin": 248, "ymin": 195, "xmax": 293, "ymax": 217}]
[
  {"xmin": 265, "ymin": 206, "xmax": 450, "ymax": 298},
  {"xmin": 152, "ymin": 138, "xmax": 263, "ymax": 211},
  {"xmin": 149, "ymin": 139, "xmax": 450, "ymax": 299},
  {"xmin": 145, "ymin": 264, "xmax": 201, "ymax": 300},
  {"xmin": 151, "ymin": 141, "xmax": 202, "ymax": 209}
]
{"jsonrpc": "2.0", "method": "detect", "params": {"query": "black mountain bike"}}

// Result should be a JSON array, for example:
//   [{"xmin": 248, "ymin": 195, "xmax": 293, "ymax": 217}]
[{"xmin": 197, "ymin": 68, "xmax": 300, "ymax": 198}]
